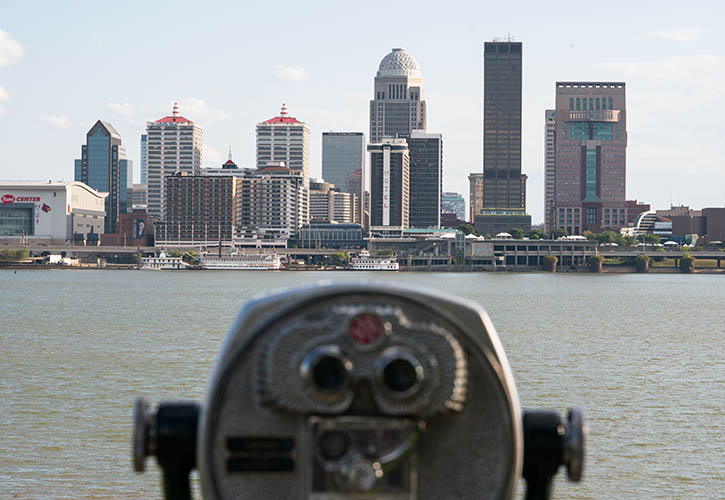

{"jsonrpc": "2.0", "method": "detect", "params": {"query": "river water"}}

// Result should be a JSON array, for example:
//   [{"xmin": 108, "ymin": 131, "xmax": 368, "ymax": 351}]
[{"xmin": 1, "ymin": 270, "xmax": 723, "ymax": 499}]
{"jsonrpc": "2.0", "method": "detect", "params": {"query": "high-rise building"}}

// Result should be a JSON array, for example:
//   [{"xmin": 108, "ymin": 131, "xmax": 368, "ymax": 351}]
[
  {"xmin": 74, "ymin": 120, "xmax": 132, "ymax": 233},
  {"xmin": 544, "ymin": 110, "xmax": 557, "ymax": 232},
  {"xmin": 322, "ymin": 132, "xmax": 365, "ymax": 221},
  {"xmin": 407, "ymin": 130, "xmax": 442, "ymax": 228},
  {"xmin": 256, "ymin": 104, "xmax": 310, "ymax": 184},
  {"xmin": 369, "ymin": 48, "xmax": 426, "ymax": 143},
  {"xmin": 322, "ymin": 132, "xmax": 365, "ymax": 193},
  {"xmin": 550, "ymin": 82, "xmax": 627, "ymax": 234},
  {"xmin": 243, "ymin": 163, "xmax": 309, "ymax": 239},
  {"xmin": 442, "ymin": 192, "xmax": 466, "ymax": 221},
  {"xmin": 309, "ymin": 179, "xmax": 355, "ymax": 224},
  {"xmin": 140, "ymin": 134, "xmax": 148, "ymax": 184},
  {"xmin": 368, "ymin": 138, "xmax": 409, "ymax": 228},
  {"xmin": 160, "ymin": 173, "xmax": 235, "ymax": 245},
  {"xmin": 476, "ymin": 40, "xmax": 531, "ymax": 236},
  {"xmin": 468, "ymin": 173, "xmax": 484, "ymax": 223},
  {"xmin": 483, "ymin": 41, "xmax": 522, "ymax": 209},
  {"xmin": 146, "ymin": 102, "xmax": 203, "ymax": 221}
]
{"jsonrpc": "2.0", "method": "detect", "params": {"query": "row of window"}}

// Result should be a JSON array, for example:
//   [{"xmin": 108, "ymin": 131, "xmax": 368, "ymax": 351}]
[{"xmin": 568, "ymin": 97, "xmax": 614, "ymax": 111}]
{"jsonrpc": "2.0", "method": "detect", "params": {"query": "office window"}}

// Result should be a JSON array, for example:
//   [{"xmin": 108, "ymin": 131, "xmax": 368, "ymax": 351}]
[
  {"xmin": 576, "ymin": 98, "xmax": 581, "ymax": 110},
  {"xmin": 569, "ymin": 98, "xmax": 574, "ymax": 110}
]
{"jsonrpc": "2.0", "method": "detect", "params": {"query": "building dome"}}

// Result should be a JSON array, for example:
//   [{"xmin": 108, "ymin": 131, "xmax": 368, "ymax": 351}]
[{"xmin": 377, "ymin": 48, "xmax": 421, "ymax": 77}]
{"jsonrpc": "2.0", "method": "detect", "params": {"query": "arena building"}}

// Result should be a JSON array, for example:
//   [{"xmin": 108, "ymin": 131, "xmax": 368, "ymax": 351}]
[{"xmin": 0, "ymin": 181, "xmax": 107, "ymax": 244}]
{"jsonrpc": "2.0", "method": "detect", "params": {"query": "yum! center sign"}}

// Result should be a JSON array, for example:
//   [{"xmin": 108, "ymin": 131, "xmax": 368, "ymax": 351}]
[{"xmin": 2, "ymin": 194, "xmax": 41, "ymax": 204}]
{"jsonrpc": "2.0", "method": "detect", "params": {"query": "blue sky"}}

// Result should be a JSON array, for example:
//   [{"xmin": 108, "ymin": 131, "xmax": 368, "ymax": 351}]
[{"xmin": 1, "ymin": 0, "xmax": 724, "ymax": 223}]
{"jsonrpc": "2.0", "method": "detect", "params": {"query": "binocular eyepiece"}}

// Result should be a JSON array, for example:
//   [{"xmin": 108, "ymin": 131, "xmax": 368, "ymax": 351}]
[{"xmin": 133, "ymin": 283, "xmax": 585, "ymax": 500}]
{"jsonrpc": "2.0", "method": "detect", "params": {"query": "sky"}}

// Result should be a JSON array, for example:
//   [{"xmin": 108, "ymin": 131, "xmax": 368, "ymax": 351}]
[{"xmin": 1, "ymin": 0, "xmax": 724, "ymax": 224}]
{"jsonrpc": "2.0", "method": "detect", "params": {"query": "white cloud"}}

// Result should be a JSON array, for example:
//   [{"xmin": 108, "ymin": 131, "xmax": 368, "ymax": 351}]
[
  {"xmin": 107, "ymin": 101, "xmax": 135, "ymax": 116},
  {"xmin": 178, "ymin": 97, "xmax": 228, "ymax": 125},
  {"xmin": 0, "ymin": 105, "xmax": 5, "ymax": 117},
  {"xmin": 0, "ymin": 85, "xmax": 8, "ymax": 102},
  {"xmin": 646, "ymin": 26, "xmax": 704, "ymax": 42},
  {"xmin": 0, "ymin": 29, "xmax": 23, "ymax": 66},
  {"xmin": 41, "ymin": 114, "xmax": 71, "ymax": 129},
  {"xmin": 204, "ymin": 145, "xmax": 222, "ymax": 166},
  {"xmin": 600, "ymin": 55, "xmax": 725, "ymax": 98},
  {"xmin": 272, "ymin": 65, "xmax": 307, "ymax": 83}
]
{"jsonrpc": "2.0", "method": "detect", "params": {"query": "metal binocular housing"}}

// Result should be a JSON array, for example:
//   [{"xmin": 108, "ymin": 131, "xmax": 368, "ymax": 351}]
[{"xmin": 133, "ymin": 283, "xmax": 585, "ymax": 500}]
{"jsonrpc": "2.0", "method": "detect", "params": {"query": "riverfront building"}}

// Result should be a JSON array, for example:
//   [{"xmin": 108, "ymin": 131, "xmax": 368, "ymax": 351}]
[
  {"xmin": 237, "ymin": 164, "xmax": 309, "ymax": 240},
  {"xmin": 369, "ymin": 48, "xmax": 426, "ymax": 143},
  {"xmin": 548, "ymin": 82, "xmax": 627, "ymax": 235},
  {"xmin": 256, "ymin": 104, "xmax": 310, "ymax": 185},
  {"xmin": 0, "ymin": 181, "xmax": 106, "ymax": 244},
  {"xmin": 74, "ymin": 120, "xmax": 132, "ymax": 233},
  {"xmin": 159, "ymin": 173, "xmax": 236, "ymax": 245},
  {"xmin": 368, "ymin": 138, "xmax": 410, "ymax": 228},
  {"xmin": 407, "ymin": 131, "xmax": 443, "ymax": 228},
  {"xmin": 477, "ymin": 41, "xmax": 531, "ymax": 235},
  {"xmin": 146, "ymin": 102, "xmax": 203, "ymax": 221}
]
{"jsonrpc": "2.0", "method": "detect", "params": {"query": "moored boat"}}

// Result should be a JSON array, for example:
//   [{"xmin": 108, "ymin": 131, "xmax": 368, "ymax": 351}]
[{"xmin": 349, "ymin": 250, "xmax": 399, "ymax": 271}]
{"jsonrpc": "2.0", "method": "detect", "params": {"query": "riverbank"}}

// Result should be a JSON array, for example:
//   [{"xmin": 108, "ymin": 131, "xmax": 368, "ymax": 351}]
[{"xmin": 3, "ymin": 262, "xmax": 725, "ymax": 273}]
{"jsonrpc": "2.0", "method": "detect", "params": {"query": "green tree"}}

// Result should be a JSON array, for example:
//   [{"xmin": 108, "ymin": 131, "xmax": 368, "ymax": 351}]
[
  {"xmin": 457, "ymin": 223, "xmax": 475, "ymax": 235},
  {"xmin": 582, "ymin": 230, "xmax": 596, "ymax": 241},
  {"xmin": 0, "ymin": 248, "xmax": 29, "ymax": 261},
  {"xmin": 641, "ymin": 234, "xmax": 660, "ymax": 244},
  {"xmin": 551, "ymin": 228, "xmax": 568, "ymax": 239},
  {"xmin": 330, "ymin": 251, "xmax": 350, "ymax": 266},
  {"xmin": 509, "ymin": 228, "xmax": 524, "ymax": 240},
  {"xmin": 182, "ymin": 251, "xmax": 199, "ymax": 264},
  {"xmin": 529, "ymin": 229, "xmax": 546, "ymax": 240}
]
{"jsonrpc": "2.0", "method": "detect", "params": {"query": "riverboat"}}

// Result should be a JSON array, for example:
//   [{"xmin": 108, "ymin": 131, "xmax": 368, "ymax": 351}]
[
  {"xmin": 141, "ymin": 251, "xmax": 187, "ymax": 270},
  {"xmin": 199, "ymin": 252, "xmax": 282, "ymax": 270},
  {"xmin": 349, "ymin": 250, "xmax": 399, "ymax": 271}
]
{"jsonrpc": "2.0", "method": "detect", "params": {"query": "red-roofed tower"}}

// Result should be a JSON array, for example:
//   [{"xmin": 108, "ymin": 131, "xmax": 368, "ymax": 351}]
[
  {"xmin": 256, "ymin": 103, "xmax": 310, "ymax": 185},
  {"xmin": 145, "ymin": 101, "xmax": 203, "ymax": 220}
]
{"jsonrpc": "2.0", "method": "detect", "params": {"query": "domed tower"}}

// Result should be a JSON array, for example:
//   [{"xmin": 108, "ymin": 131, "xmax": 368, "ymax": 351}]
[{"xmin": 369, "ymin": 48, "xmax": 426, "ymax": 143}]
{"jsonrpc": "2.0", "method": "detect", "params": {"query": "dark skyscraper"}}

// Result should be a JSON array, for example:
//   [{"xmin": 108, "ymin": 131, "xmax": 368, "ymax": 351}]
[
  {"xmin": 407, "ymin": 130, "xmax": 442, "ymax": 228},
  {"xmin": 476, "ymin": 40, "xmax": 531, "ymax": 235},
  {"xmin": 74, "ymin": 120, "xmax": 132, "ymax": 233},
  {"xmin": 483, "ymin": 41, "xmax": 522, "ymax": 208}
]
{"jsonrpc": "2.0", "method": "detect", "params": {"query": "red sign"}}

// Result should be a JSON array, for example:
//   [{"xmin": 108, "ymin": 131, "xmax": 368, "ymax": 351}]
[
  {"xmin": 349, "ymin": 313, "xmax": 383, "ymax": 347},
  {"xmin": 1, "ymin": 194, "xmax": 41, "ymax": 204}
]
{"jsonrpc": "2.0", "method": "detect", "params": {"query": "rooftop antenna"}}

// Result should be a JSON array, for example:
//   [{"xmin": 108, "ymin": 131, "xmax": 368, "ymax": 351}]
[
  {"xmin": 228, "ymin": 145, "xmax": 233, "ymax": 162},
  {"xmin": 280, "ymin": 103, "xmax": 288, "ymax": 117},
  {"xmin": 172, "ymin": 101, "xmax": 180, "ymax": 117}
]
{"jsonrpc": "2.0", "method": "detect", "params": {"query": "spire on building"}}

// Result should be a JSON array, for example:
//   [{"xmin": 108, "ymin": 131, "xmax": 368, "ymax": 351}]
[
  {"xmin": 280, "ymin": 103, "xmax": 288, "ymax": 117},
  {"xmin": 223, "ymin": 145, "xmax": 237, "ymax": 169},
  {"xmin": 172, "ymin": 101, "xmax": 180, "ymax": 117}
]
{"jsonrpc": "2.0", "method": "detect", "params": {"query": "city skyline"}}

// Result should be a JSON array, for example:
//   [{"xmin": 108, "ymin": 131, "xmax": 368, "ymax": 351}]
[{"xmin": 1, "ymin": 2, "xmax": 724, "ymax": 224}]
